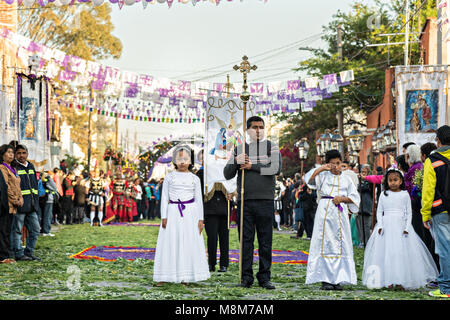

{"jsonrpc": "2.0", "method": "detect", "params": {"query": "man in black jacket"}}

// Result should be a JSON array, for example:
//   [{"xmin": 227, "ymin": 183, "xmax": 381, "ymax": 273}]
[
  {"xmin": 223, "ymin": 116, "xmax": 282, "ymax": 290},
  {"xmin": 11, "ymin": 145, "xmax": 41, "ymax": 261}
]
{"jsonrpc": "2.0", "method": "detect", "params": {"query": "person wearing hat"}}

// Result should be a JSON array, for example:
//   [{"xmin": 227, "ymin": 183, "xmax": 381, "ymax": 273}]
[{"xmin": 421, "ymin": 125, "xmax": 450, "ymax": 298}]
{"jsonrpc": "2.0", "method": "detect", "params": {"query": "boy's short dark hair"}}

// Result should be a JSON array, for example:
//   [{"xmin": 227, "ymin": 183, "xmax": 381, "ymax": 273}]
[
  {"xmin": 325, "ymin": 149, "xmax": 341, "ymax": 163},
  {"xmin": 436, "ymin": 125, "xmax": 450, "ymax": 145},
  {"xmin": 420, "ymin": 142, "xmax": 437, "ymax": 158},
  {"xmin": 246, "ymin": 116, "xmax": 265, "ymax": 129}
]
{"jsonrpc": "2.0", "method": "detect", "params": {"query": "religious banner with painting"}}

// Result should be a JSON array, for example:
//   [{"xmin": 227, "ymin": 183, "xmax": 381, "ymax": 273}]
[
  {"xmin": 17, "ymin": 74, "xmax": 50, "ymax": 168},
  {"xmin": 204, "ymin": 94, "xmax": 256, "ymax": 201},
  {"xmin": 395, "ymin": 65, "xmax": 448, "ymax": 154}
]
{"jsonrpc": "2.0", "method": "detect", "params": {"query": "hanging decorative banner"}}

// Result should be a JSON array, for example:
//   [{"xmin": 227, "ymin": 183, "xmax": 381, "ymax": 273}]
[
  {"xmin": 1, "ymin": 0, "xmax": 269, "ymax": 7},
  {"xmin": 17, "ymin": 73, "xmax": 50, "ymax": 166},
  {"xmin": 0, "ymin": 92, "xmax": 17, "ymax": 145},
  {"xmin": 0, "ymin": 28, "xmax": 354, "ymax": 123},
  {"xmin": 395, "ymin": 65, "xmax": 449, "ymax": 154},
  {"xmin": 204, "ymin": 94, "xmax": 255, "ymax": 200}
]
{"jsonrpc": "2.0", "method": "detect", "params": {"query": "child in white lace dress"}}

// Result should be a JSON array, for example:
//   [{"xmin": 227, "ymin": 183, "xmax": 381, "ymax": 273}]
[
  {"xmin": 362, "ymin": 168, "xmax": 438, "ymax": 289},
  {"xmin": 153, "ymin": 145, "xmax": 210, "ymax": 285}
]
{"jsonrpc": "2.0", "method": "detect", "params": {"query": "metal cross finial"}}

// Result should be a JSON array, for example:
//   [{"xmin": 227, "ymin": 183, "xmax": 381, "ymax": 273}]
[{"xmin": 233, "ymin": 56, "xmax": 257, "ymax": 101}]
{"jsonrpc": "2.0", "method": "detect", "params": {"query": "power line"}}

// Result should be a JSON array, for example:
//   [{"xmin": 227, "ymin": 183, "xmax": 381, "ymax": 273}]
[{"xmin": 182, "ymin": 33, "xmax": 324, "ymax": 80}]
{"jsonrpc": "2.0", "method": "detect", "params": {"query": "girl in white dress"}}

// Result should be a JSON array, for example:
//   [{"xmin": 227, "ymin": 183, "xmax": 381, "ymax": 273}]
[
  {"xmin": 362, "ymin": 168, "xmax": 438, "ymax": 290},
  {"xmin": 305, "ymin": 150, "xmax": 360, "ymax": 290},
  {"xmin": 153, "ymin": 145, "xmax": 210, "ymax": 285}
]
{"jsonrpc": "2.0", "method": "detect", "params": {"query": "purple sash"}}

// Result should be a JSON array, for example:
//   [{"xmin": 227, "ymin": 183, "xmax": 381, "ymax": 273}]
[
  {"xmin": 169, "ymin": 198, "xmax": 195, "ymax": 217},
  {"xmin": 321, "ymin": 196, "xmax": 343, "ymax": 212},
  {"xmin": 2, "ymin": 163, "xmax": 17, "ymax": 176}
]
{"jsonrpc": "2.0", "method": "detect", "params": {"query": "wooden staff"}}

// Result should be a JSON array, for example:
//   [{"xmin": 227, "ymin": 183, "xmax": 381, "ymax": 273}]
[{"xmin": 233, "ymin": 56, "xmax": 257, "ymax": 285}]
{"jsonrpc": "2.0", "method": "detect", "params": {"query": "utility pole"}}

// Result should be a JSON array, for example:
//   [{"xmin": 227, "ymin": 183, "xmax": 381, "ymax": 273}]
[
  {"xmin": 115, "ymin": 115, "xmax": 119, "ymax": 150},
  {"xmin": 87, "ymin": 84, "xmax": 94, "ymax": 173},
  {"xmin": 437, "ymin": 0, "xmax": 443, "ymax": 64},
  {"xmin": 337, "ymin": 24, "xmax": 345, "ymax": 158},
  {"xmin": 404, "ymin": 0, "xmax": 410, "ymax": 66}
]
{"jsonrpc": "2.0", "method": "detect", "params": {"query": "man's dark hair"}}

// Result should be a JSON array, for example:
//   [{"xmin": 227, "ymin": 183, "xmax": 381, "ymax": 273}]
[
  {"xmin": 343, "ymin": 160, "xmax": 350, "ymax": 165},
  {"xmin": 420, "ymin": 142, "xmax": 437, "ymax": 158},
  {"xmin": 402, "ymin": 142, "xmax": 415, "ymax": 150},
  {"xmin": 325, "ymin": 149, "xmax": 341, "ymax": 163},
  {"xmin": 15, "ymin": 144, "xmax": 28, "ymax": 153},
  {"xmin": 436, "ymin": 125, "xmax": 450, "ymax": 145},
  {"xmin": 246, "ymin": 116, "xmax": 265, "ymax": 129},
  {"xmin": 0, "ymin": 144, "xmax": 15, "ymax": 162}
]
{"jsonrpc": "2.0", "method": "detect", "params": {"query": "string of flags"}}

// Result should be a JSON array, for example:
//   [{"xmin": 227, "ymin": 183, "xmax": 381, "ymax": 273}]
[
  {"xmin": 2, "ymin": 0, "xmax": 268, "ymax": 9},
  {"xmin": 1, "ymin": 27, "xmax": 354, "ymax": 123},
  {"xmin": 437, "ymin": 0, "xmax": 450, "ymax": 42}
]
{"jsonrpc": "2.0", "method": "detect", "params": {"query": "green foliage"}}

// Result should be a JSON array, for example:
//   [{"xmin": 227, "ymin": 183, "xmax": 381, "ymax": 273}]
[
  {"xmin": 18, "ymin": 3, "xmax": 122, "ymax": 61},
  {"xmin": 277, "ymin": 0, "xmax": 437, "ymax": 167},
  {"xmin": 18, "ymin": 3, "xmax": 121, "ymax": 170}
]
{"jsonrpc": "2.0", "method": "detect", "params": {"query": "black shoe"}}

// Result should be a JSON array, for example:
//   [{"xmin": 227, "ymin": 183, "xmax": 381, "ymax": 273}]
[
  {"xmin": 26, "ymin": 255, "xmax": 41, "ymax": 261},
  {"xmin": 333, "ymin": 283, "xmax": 343, "ymax": 291},
  {"xmin": 238, "ymin": 280, "xmax": 252, "ymax": 288},
  {"xmin": 218, "ymin": 266, "xmax": 227, "ymax": 272},
  {"xmin": 321, "ymin": 282, "xmax": 334, "ymax": 290},
  {"xmin": 16, "ymin": 255, "xmax": 33, "ymax": 261},
  {"xmin": 259, "ymin": 281, "xmax": 276, "ymax": 290},
  {"xmin": 290, "ymin": 236, "xmax": 299, "ymax": 239},
  {"xmin": 209, "ymin": 266, "xmax": 215, "ymax": 272}
]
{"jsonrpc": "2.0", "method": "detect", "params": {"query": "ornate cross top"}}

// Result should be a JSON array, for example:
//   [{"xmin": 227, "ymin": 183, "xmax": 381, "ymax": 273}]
[{"xmin": 233, "ymin": 56, "xmax": 257, "ymax": 100}]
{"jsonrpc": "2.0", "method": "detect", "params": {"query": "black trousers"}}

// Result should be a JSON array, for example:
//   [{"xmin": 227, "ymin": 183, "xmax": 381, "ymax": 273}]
[
  {"xmin": 61, "ymin": 197, "xmax": 73, "ymax": 224},
  {"xmin": 147, "ymin": 200, "xmax": 156, "ymax": 219},
  {"xmin": 204, "ymin": 214, "xmax": 229, "ymax": 268},
  {"xmin": 303, "ymin": 209, "xmax": 315, "ymax": 238},
  {"xmin": 236, "ymin": 199, "xmax": 273, "ymax": 285},
  {"xmin": 411, "ymin": 197, "xmax": 440, "ymax": 271},
  {"xmin": 0, "ymin": 212, "xmax": 13, "ymax": 260}
]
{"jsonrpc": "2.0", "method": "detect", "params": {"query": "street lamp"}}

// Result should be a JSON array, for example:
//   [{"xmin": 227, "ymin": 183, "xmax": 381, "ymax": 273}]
[
  {"xmin": 295, "ymin": 137, "xmax": 310, "ymax": 176},
  {"xmin": 320, "ymin": 129, "xmax": 333, "ymax": 154},
  {"xmin": 376, "ymin": 126, "xmax": 386, "ymax": 154},
  {"xmin": 348, "ymin": 125, "xmax": 367, "ymax": 248},
  {"xmin": 331, "ymin": 129, "xmax": 344, "ymax": 155},
  {"xmin": 371, "ymin": 131, "xmax": 379, "ymax": 154},
  {"xmin": 316, "ymin": 136, "xmax": 324, "ymax": 161}
]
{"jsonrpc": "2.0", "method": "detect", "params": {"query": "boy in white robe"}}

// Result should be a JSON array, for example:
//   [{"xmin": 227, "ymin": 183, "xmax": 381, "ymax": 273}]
[{"xmin": 305, "ymin": 149, "xmax": 360, "ymax": 290}]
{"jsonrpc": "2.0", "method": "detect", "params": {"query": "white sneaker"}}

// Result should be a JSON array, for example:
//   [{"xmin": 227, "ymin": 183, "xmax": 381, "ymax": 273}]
[{"xmin": 43, "ymin": 233, "xmax": 55, "ymax": 237}]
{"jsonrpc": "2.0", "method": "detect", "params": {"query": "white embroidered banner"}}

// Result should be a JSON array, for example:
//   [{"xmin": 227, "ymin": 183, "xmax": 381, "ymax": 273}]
[
  {"xmin": 204, "ymin": 95, "xmax": 256, "ymax": 199},
  {"xmin": 395, "ymin": 65, "xmax": 449, "ymax": 154}
]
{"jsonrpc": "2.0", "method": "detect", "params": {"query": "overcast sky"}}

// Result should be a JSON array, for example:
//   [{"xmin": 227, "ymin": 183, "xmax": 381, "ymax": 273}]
[{"xmin": 99, "ymin": 0, "xmax": 376, "ymax": 147}]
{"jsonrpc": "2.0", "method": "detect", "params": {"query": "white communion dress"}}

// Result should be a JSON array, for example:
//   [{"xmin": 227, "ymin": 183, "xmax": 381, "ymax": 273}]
[
  {"xmin": 362, "ymin": 190, "xmax": 438, "ymax": 289},
  {"xmin": 153, "ymin": 171, "xmax": 210, "ymax": 283},
  {"xmin": 305, "ymin": 170, "xmax": 360, "ymax": 285}
]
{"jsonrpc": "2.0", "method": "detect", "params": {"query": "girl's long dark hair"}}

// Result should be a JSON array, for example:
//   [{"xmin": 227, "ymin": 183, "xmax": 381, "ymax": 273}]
[{"xmin": 383, "ymin": 169, "xmax": 405, "ymax": 196}]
